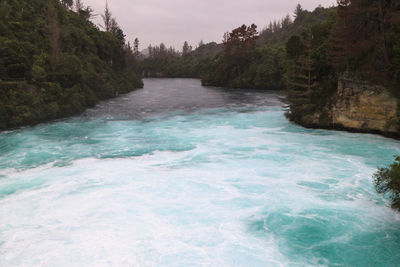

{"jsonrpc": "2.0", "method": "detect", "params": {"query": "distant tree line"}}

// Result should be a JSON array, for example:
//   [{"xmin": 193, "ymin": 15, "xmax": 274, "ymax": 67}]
[{"xmin": 138, "ymin": 40, "xmax": 221, "ymax": 78}]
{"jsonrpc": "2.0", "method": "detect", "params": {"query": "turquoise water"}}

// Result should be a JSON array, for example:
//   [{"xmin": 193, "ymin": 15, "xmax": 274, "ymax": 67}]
[{"xmin": 1, "ymin": 79, "xmax": 400, "ymax": 266}]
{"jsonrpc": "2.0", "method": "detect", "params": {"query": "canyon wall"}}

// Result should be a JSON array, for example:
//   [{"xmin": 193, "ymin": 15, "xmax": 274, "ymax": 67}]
[{"xmin": 299, "ymin": 76, "xmax": 400, "ymax": 138}]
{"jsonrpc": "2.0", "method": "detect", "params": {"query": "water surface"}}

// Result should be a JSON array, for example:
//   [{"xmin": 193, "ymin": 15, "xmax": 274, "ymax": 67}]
[{"xmin": 1, "ymin": 79, "xmax": 400, "ymax": 266}]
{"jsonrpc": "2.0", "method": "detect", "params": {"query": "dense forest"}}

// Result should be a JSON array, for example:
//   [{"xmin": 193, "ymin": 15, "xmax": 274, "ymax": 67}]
[
  {"xmin": 199, "ymin": 1, "xmax": 400, "ymax": 127},
  {"xmin": 138, "ymin": 4, "xmax": 336, "ymax": 93},
  {"xmin": 201, "ymin": 5, "xmax": 336, "ymax": 91},
  {"xmin": 0, "ymin": 0, "xmax": 143, "ymax": 130},
  {"xmin": 285, "ymin": 0, "xmax": 400, "ymax": 124},
  {"xmin": 139, "ymin": 1, "xmax": 400, "ymax": 129},
  {"xmin": 3, "ymin": 0, "xmax": 399, "ymax": 133}
]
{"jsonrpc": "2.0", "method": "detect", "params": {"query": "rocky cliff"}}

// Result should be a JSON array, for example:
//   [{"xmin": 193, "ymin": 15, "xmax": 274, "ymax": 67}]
[{"xmin": 298, "ymin": 76, "xmax": 400, "ymax": 138}]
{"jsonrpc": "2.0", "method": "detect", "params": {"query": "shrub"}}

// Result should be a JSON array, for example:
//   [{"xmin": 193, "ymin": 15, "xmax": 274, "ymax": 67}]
[
  {"xmin": 32, "ymin": 65, "xmax": 46, "ymax": 82},
  {"xmin": 374, "ymin": 156, "xmax": 400, "ymax": 211}
]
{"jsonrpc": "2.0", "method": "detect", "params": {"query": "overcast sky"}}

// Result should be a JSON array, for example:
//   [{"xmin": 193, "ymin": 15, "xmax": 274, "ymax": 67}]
[{"xmin": 83, "ymin": 0, "xmax": 336, "ymax": 50}]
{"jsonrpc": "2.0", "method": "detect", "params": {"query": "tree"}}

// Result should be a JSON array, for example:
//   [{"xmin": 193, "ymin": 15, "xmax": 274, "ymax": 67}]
[
  {"xmin": 101, "ymin": 1, "xmax": 112, "ymax": 32},
  {"xmin": 182, "ymin": 41, "xmax": 192, "ymax": 56},
  {"xmin": 74, "ymin": 0, "xmax": 94, "ymax": 20},
  {"xmin": 374, "ymin": 156, "xmax": 400, "ymax": 211},
  {"xmin": 100, "ymin": 2, "xmax": 124, "ymax": 44},
  {"xmin": 328, "ymin": 16, "xmax": 348, "ymax": 71},
  {"xmin": 222, "ymin": 32, "xmax": 229, "ymax": 44},
  {"xmin": 159, "ymin": 43, "xmax": 166, "ymax": 53},
  {"xmin": 332, "ymin": 0, "xmax": 399, "ymax": 84},
  {"xmin": 220, "ymin": 24, "xmax": 259, "ymax": 81},
  {"xmin": 224, "ymin": 24, "xmax": 258, "ymax": 54},
  {"xmin": 61, "ymin": 0, "xmax": 73, "ymax": 8},
  {"xmin": 198, "ymin": 40, "xmax": 204, "ymax": 48},
  {"xmin": 133, "ymin": 38, "xmax": 139, "ymax": 57},
  {"xmin": 286, "ymin": 35, "xmax": 304, "ymax": 59},
  {"xmin": 126, "ymin": 41, "xmax": 133, "ymax": 54},
  {"xmin": 294, "ymin": 4, "xmax": 303, "ymax": 18},
  {"xmin": 281, "ymin": 14, "xmax": 292, "ymax": 29},
  {"xmin": 79, "ymin": 6, "xmax": 94, "ymax": 20},
  {"xmin": 286, "ymin": 30, "xmax": 318, "ymax": 121}
]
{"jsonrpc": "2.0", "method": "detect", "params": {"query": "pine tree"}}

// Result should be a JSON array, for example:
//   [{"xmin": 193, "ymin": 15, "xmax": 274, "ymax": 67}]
[
  {"xmin": 329, "ymin": 18, "xmax": 347, "ymax": 72},
  {"xmin": 294, "ymin": 4, "xmax": 303, "ymax": 18},
  {"xmin": 281, "ymin": 14, "xmax": 292, "ymax": 29},
  {"xmin": 134, "ymin": 38, "xmax": 139, "ymax": 57},
  {"xmin": 159, "ymin": 43, "xmax": 166, "ymax": 54},
  {"xmin": 198, "ymin": 40, "xmax": 204, "ymax": 48},
  {"xmin": 101, "ymin": 1, "xmax": 112, "ymax": 32},
  {"xmin": 222, "ymin": 32, "xmax": 229, "ymax": 45},
  {"xmin": 287, "ymin": 30, "xmax": 318, "ymax": 119},
  {"xmin": 182, "ymin": 41, "xmax": 190, "ymax": 56}
]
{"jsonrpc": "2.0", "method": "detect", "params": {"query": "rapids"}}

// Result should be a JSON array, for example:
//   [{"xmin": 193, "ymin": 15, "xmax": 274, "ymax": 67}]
[{"xmin": 1, "ymin": 79, "xmax": 399, "ymax": 266}]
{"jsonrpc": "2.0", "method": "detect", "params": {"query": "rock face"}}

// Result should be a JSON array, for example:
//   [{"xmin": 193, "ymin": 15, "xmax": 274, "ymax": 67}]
[
  {"xmin": 299, "ymin": 76, "xmax": 399, "ymax": 138},
  {"xmin": 331, "ymin": 77, "xmax": 399, "ymax": 134}
]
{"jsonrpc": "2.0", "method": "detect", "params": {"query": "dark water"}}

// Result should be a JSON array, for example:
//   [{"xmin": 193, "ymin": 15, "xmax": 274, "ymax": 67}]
[{"xmin": 83, "ymin": 78, "xmax": 283, "ymax": 119}]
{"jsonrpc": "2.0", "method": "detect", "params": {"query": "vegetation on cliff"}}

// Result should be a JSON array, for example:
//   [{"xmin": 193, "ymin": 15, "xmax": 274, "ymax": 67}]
[
  {"xmin": 197, "ymin": 4, "xmax": 340, "ymax": 126},
  {"xmin": 374, "ymin": 156, "xmax": 400, "ymax": 211},
  {"xmin": 285, "ymin": 0, "xmax": 400, "ymax": 124},
  {"xmin": 168, "ymin": 1, "xmax": 399, "ymax": 132},
  {"xmin": 0, "ymin": 0, "xmax": 143, "ymax": 130}
]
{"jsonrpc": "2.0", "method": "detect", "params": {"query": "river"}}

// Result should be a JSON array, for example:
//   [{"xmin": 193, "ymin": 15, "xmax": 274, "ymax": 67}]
[{"xmin": 1, "ymin": 78, "xmax": 400, "ymax": 266}]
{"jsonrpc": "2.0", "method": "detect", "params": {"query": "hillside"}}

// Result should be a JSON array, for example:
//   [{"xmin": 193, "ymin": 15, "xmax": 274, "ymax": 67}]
[
  {"xmin": 201, "ymin": 6, "xmax": 335, "ymax": 89},
  {"xmin": 0, "ymin": 0, "xmax": 143, "ymax": 130},
  {"xmin": 257, "ymin": 5, "xmax": 334, "ymax": 47}
]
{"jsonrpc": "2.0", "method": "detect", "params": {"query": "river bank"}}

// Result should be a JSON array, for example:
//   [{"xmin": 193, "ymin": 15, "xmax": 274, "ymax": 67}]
[{"xmin": 287, "ymin": 75, "xmax": 400, "ymax": 140}]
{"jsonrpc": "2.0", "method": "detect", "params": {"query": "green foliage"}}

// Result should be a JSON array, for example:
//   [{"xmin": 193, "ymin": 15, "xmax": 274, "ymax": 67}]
[
  {"xmin": 374, "ymin": 156, "xmax": 400, "ymax": 211},
  {"xmin": 32, "ymin": 65, "xmax": 47, "ymax": 82},
  {"xmin": 0, "ymin": 39, "xmax": 35, "ymax": 79},
  {"xmin": 202, "ymin": 46, "xmax": 286, "ymax": 89},
  {"xmin": 333, "ymin": 0, "xmax": 400, "ymax": 90},
  {"xmin": 200, "ymin": 7, "xmax": 336, "ymax": 91},
  {"xmin": 285, "ymin": 0, "xmax": 400, "ymax": 126},
  {"xmin": 138, "ymin": 42, "xmax": 222, "ymax": 79},
  {"xmin": 285, "ymin": 13, "xmax": 337, "ymax": 123},
  {"xmin": 258, "ymin": 6, "xmax": 335, "ymax": 46},
  {"xmin": 0, "ymin": 0, "xmax": 143, "ymax": 130},
  {"xmin": 286, "ymin": 36, "xmax": 304, "ymax": 59}
]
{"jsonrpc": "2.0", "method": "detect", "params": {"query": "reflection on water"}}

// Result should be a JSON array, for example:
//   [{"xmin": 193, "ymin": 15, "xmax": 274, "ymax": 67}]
[{"xmin": 83, "ymin": 78, "xmax": 283, "ymax": 120}]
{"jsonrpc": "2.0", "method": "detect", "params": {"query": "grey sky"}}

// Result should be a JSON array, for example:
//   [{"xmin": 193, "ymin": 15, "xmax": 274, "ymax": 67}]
[{"xmin": 83, "ymin": 0, "xmax": 336, "ymax": 50}]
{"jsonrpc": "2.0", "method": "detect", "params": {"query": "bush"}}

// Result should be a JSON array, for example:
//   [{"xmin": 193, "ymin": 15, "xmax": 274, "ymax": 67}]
[
  {"xmin": 32, "ymin": 65, "xmax": 46, "ymax": 82},
  {"xmin": 374, "ymin": 156, "xmax": 400, "ymax": 211}
]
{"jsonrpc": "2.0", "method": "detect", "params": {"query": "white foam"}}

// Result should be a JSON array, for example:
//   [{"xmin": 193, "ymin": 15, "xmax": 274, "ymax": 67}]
[{"xmin": 1, "ymin": 108, "xmax": 400, "ymax": 266}]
